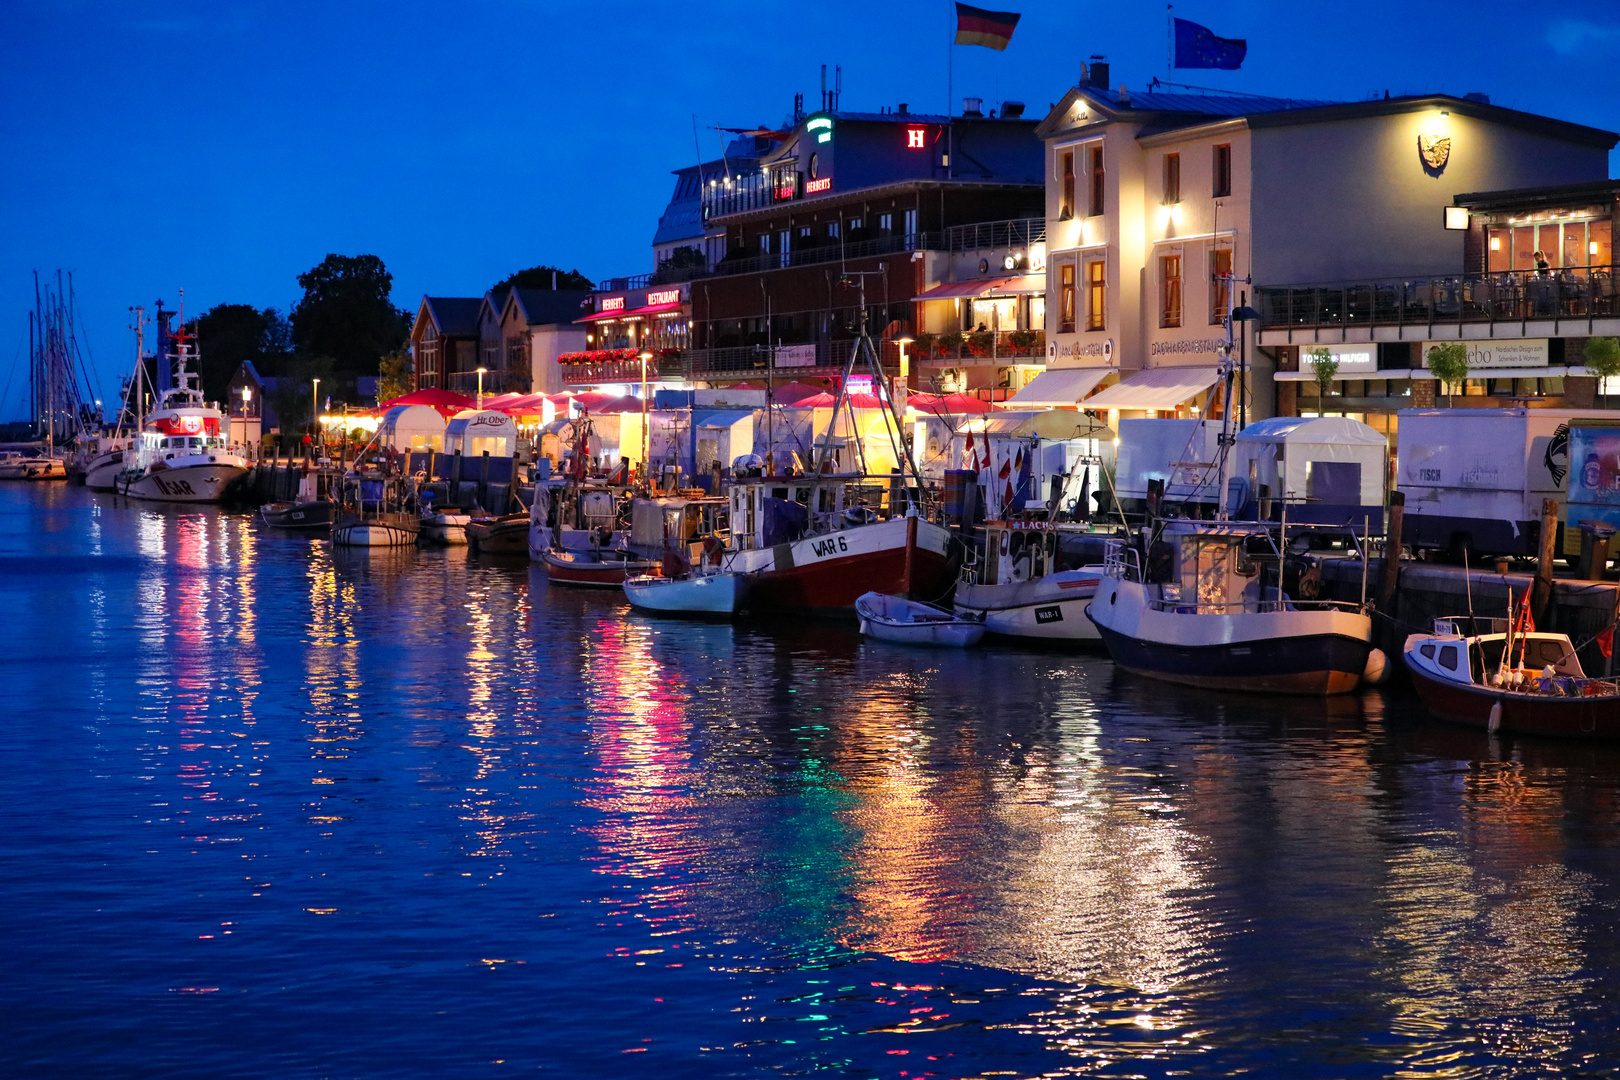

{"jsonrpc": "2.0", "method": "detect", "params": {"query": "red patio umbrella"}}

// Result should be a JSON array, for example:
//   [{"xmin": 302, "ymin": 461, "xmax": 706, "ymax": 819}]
[
  {"xmin": 771, "ymin": 381, "xmax": 827, "ymax": 404},
  {"xmin": 570, "ymin": 391, "xmax": 613, "ymax": 411},
  {"xmin": 939, "ymin": 393, "xmax": 996, "ymax": 413},
  {"xmin": 790, "ymin": 392, "xmax": 836, "ymax": 408},
  {"xmin": 380, "ymin": 387, "xmax": 475, "ymax": 419},
  {"xmin": 906, "ymin": 392, "xmax": 943, "ymax": 408},
  {"xmin": 593, "ymin": 394, "xmax": 648, "ymax": 414}
]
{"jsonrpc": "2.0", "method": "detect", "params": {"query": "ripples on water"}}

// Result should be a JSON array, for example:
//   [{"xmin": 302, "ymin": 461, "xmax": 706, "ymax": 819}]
[{"xmin": 3, "ymin": 484, "xmax": 1620, "ymax": 1078}]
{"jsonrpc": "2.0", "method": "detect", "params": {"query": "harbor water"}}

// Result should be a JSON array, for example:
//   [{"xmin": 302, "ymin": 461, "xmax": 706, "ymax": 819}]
[{"xmin": 5, "ymin": 482, "xmax": 1620, "ymax": 1078}]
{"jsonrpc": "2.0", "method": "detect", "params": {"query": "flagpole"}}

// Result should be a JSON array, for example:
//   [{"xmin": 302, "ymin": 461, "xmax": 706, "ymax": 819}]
[
  {"xmin": 1166, "ymin": 5, "xmax": 1173, "ymax": 81},
  {"xmin": 946, "ymin": 0, "xmax": 954, "ymax": 180}
]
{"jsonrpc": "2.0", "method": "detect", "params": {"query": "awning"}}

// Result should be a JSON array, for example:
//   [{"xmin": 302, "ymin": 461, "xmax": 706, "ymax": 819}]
[
  {"xmin": 1005, "ymin": 367, "xmax": 1110, "ymax": 406},
  {"xmin": 975, "ymin": 411, "xmax": 1115, "ymax": 440},
  {"xmin": 696, "ymin": 409, "xmax": 756, "ymax": 429},
  {"xmin": 1081, "ymin": 366, "xmax": 1221, "ymax": 410},
  {"xmin": 912, "ymin": 274, "xmax": 1047, "ymax": 301},
  {"xmin": 575, "ymin": 309, "xmax": 626, "ymax": 324},
  {"xmin": 623, "ymin": 301, "xmax": 685, "ymax": 317}
]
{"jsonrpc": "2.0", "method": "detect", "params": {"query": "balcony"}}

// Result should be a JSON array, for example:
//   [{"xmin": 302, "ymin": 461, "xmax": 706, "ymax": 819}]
[
  {"xmin": 711, "ymin": 232, "xmax": 940, "ymax": 279},
  {"xmin": 559, "ymin": 348, "xmax": 683, "ymax": 387},
  {"xmin": 447, "ymin": 369, "xmax": 527, "ymax": 396},
  {"xmin": 945, "ymin": 217, "xmax": 1045, "ymax": 252},
  {"xmin": 677, "ymin": 340, "xmax": 898, "ymax": 381},
  {"xmin": 1257, "ymin": 265, "xmax": 1620, "ymax": 342},
  {"xmin": 912, "ymin": 330, "xmax": 1046, "ymax": 364},
  {"xmin": 593, "ymin": 273, "xmax": 653, "ymax": 291}
]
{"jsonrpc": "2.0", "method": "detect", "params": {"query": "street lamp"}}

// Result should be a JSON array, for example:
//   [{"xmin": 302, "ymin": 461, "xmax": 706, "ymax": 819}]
[
  {"xmin": 311, "ymin": 377, "xmax": 321, "ymax": 450},
  {"xmin": 240, "ymin": 387, "xmax": 252, "ymax": 456},
  {"xmin": 1230, "ymin": 296, "xmax": 1260, "ymax": 430},
  {"xmin": 637, "ymin": 350, "xmax": 653, "ymax": 484},
  {"xmin": 476, "ymin": 366, "xmax": 487, "ymax": 409}
]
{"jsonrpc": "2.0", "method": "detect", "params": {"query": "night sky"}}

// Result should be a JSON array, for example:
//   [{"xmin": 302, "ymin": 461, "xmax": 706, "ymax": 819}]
[{"xmin": 3, "ymin": 1, "xmax": 1617, "ymax": 413}]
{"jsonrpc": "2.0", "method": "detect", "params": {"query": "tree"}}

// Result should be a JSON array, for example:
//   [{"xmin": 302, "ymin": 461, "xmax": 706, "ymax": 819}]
[
  {"xmin": 375, "ymin": 348, "xmax": 412, "ymax": 405},
  {"xmin": 653, "ymin": 246, "xmax": 706, "ymax": 283},
  {"xmin": 1425, "ymin": 341, "xmax": 1470, "ymax": 407},
  {"xmin": 290, "ymin": 254, "xmax": 410, "ymax": 377},
  {"xmin": 1585, "ymin": 336, "xmax": 1620, "ymax": 405},
  {"xmin": 490, "ymin": 264, "xmax": 593, "ymax": 293},
  {"xmin": 188, "ymin": 304, "xmax": 292, "ymax": 402},
  {"xmin": 266, "ymin": 354, "xmax": 336, "ymax": 436},
  {"xmin": 1306, "ymin": 346, "xmax": 1338, "ymax": 402}
]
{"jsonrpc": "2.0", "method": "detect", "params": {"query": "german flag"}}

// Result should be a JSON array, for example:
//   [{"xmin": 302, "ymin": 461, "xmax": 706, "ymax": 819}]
[{"xmin": 954, "ymin": 3, "xmax": 1020, "ymax": 51}]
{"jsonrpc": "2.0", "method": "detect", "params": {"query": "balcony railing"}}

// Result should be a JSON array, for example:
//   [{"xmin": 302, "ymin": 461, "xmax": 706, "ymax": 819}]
[
  {"xmin": 677, "ymin": 340, "xmax": 900, "ymax": 380},
  {"xmin": 945, "ymin": 217, "xmax": 1045, "ymax": 252},
  {"xmin": 1258, "ymin": 265, "xmax": 1620, "ymax": 332},
  {"xmin": 710, "ymin": 232, "xmax": 940, "ymax": 280},
  {"xmin": 447, "ymin": 369, "xmax": 528, "ymax": 396},
  {"xmin": 593, "ymin": 273, "xmax": 653, "ymax": 291},
  {"xmin": 559, "ymin": 349, "xmax": 683, "ymax": 387},
  {"xmin": 912, "ymin": 330, "xmax": 1046, "ymax": 363}
]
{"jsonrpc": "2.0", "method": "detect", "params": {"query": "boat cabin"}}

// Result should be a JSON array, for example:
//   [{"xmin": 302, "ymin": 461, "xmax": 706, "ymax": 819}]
[
  {"xmin": 727, "ymin": 477, "xmax": 849, "ymax": 551},
  {"xmin": 629, "ymin": 496, "xmax": 729, "ymax": 556},
  {"xmin": 1144, "ymin": 522, "xmax": 1272, "ymax": 615},
  {"xmin": 1412, "ymin": 625, "xmax": 1586, "ymax": 684},
  {"xmin": 970, "ymin": 520, "xmax": 1082, "ymax": 585}
]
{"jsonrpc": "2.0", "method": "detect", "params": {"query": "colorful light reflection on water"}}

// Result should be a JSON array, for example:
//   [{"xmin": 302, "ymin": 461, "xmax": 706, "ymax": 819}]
[{"xmin": 4, "ymin": 483, "xmax": 1620, "ymax": 1078}]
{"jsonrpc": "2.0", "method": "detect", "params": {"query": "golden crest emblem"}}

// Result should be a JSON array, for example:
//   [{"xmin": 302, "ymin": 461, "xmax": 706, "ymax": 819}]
[{"xmin": 1418, "ymin": 133, "xmax": 1451, "ymax": 170}]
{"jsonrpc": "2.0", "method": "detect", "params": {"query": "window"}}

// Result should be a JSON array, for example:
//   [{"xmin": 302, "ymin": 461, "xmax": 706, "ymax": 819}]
[
  {"xmin": 1086, "ymin": 260, "xmax": 1106, "ymax": 331},
  {"xmin": 826, "ymin": 221, "xmax": 839, "ymax": 238},
  {"xmin": 759, "ymin": 234, "xmax": 771, "ymax": 252},
  {"xmin": 879, "ymin": 212, "xmax": 893, "ymax": 233},
  {"xmin": 1163, "ymin": 153, "xmax": 1181, "ymax": 205},
  {"xmin": 1060, "ymin": 150, "xmax": 1075, "ymax": 220},
  {"xmin": 1059, "ymin": 262, "xmax": 1076, "ymax": 333},
  {"xmin": 1160, "ymin": 254, "xmax": 1182, "ymax": 328},
  {"xmin": 778, "ymin": 229, "xmax": 790, "ymax": 255},
  {"xmin": 1089, "ymin": 146, "xmax": 1104, "ymax": 216},
  {"xmin": 1209, "ymin": 247, "xmax": 1232, "ymax": 326},
  {"xmin": 848, "ymin": 216, "xmax": 863, "ymax": 232},
  {"xmin": 798, "ymin": 225, "xmax": 812, "ymax": 239},
  {"xmin": 903, "ymin": 208, "xmax": 917, "ymax": 238},
  {"xmin": 1438, "ymin": 644, "xmax": 1459, "ymax": 671},
  {"xmin": 1212, "ymin": 144, "xmax": 1231, "ymax": 198}
]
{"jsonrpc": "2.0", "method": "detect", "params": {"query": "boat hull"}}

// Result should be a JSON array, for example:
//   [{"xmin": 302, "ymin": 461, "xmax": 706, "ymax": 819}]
[
  {"xmin": 84, "ymin": 451, "xmax": 127, "ymax": 491},
  {"xmin": 954, "ymin": 569, "xmax": 1103, "ymax": 644},
  {"xmin": 260, "ymin": 500, "xmax": 334, "ymax": 530},
  {"xmin": 624, "ymin": 573, "xmax": 745, "ymax": 616},
  {"xmin": 1088, "ymin": 577, "xmax": 1373, "ymax": 695},
  {"xmin": 332, "ymin": 522, "xmax": 419, "ymax": 547},
  {"xmin": 727, "ymin": 517, "xmax": 954, "ymax": 615},
  {"xmin": 0, "ymin": 457, "xmax": 68, "ymax": 481},
  {"xmin": 543, "ymin": 547, "xmax": 659, "ymax": 588},
  {"xmin": 1406, "ymin": 661, "xmax": 1620, "ymax": 740},
  {"xmin": 856, "ymin": 592, "xmax": 984, "ymax": 647},
  {"xmin": 421, "ymin": 517, "xmax": 469, "ymax": 545},
  {"xmin": 468, "ymin": 516, "xmax": 529, "ymax": 554},
  {"xmin": 117, "ymin": 460, "xmax": 248, "ymax": 503}
]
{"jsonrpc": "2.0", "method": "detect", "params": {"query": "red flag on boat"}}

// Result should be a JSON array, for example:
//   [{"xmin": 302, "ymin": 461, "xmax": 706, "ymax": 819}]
[
  {"xmin": 1599, "ymin": 625, "xmax": 1615, "ymax": 660},
  {"xmin": 998, "ymin": 455, "xmax": 1012, "ymax": 480}
]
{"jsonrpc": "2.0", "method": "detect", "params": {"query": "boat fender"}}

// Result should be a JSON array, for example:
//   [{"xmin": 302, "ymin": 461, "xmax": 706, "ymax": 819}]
[
  {"xmin": 1488, "ymin": 702, "xmax": 1502, "ymax": 733},
  {"xmin": 1362, "ymin": 648, "xmax": 1389, "ymax": 686},
  {"xmin": 858, "ymin": 620, "xmax": 869, "ymax": 635}
]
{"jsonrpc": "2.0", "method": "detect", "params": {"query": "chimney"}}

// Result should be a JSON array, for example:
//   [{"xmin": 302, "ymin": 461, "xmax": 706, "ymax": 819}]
[
  {"xmin": 1087, "ymin": 61, "xmax": 1109, "ymax": 89},
  {"xmin": 1002, "ymin": 100, "xmax": 1025, "ymax": 119},
  {"xmin": 963, "ymin": 96, "xmax": 983, "ymax": 117},
  {"xmin": 1118, "ymin": 84, "xmax": 1130, "ymax": 105},
  {"xmin": 897, "ymin": 102, "xmax": 908, "ymax": 115},
  {"xmin": 1464, "ymin": 91, "xmax": 1490, "ymax": 104}
]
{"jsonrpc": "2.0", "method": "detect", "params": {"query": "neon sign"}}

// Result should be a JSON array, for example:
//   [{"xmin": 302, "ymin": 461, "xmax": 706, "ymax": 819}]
[
  {"xmin": 906, "ymin": 127, "xmax": 926, "ymax": 148},
  {"xmin": 806, "ymin": 114, "xmax": 833, "ymax": 144},
  {"xmin": 805, "ymin": 177, "xmax": 831, "ymax": 193},
  {"xmin": 646, "ymin": 289, "xmax": 681, "ymax": 306},
  {"xmin": 601, "ymin": 296, "xmax": 625, "ymax": 312}
]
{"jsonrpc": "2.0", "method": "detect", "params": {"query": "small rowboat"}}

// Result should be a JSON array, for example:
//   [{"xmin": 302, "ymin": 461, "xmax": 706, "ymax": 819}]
[
  {"xmin": 624, "ymin": 571, "xmax": 746, "ymax": 617},
  {"xmin": 260, "ymin": 499, "xmax": 334, "ymax": 531},
  {"xmin": 1404, "ymin": 619, "xmax": 1620, "ymax": 740},
  {"xmin": 420, "ymin": 510, "xmax": 470, "ymax": 546},
  {"xmin": 856, "ymin": 591, "xmax": 985, "ymax": 648},
  {"xmin": 467, "ymin": 512, "xmax": 530, "ymax": 555}
]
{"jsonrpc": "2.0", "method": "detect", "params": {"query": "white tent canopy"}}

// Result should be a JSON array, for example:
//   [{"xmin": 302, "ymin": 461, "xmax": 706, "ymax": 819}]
[
  {"xmin": 1082, "ymin": 366, "xmax": 1220, "ymax": 411},
  {"xmin": 445, "ymin": 410, "xmax": 519, "ymax": 458},
  {"xmin": 1005, "ymin": 367, "xmax": 1110, "ymax": 407},
  {"xmin": 378, "ymin": 404, "xmax": 447, "ymax": 451},
  {"xmin": 1232, "ymin": 415, "xmax": 1387, "ymax": 507}
]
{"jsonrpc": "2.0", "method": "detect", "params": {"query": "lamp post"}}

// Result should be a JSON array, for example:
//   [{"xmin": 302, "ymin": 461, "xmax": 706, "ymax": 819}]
[
  {"xmin": 240, "ymin": 386, "xmax": 252, "ymax": 456},
  {"xmin": 1230, "ymin": 294, "xmax": 1259, "ymax": 431},
  {"xmin": 637, "ymin": 350, "xmax": 653, "ymax": 485},
  {"xmin": 311, "ymin": 377, "xmax": 320, "ymax": 452},
  {"xmin": 476, "ymin": 366, "xmax": 487, "ymax": 410}
]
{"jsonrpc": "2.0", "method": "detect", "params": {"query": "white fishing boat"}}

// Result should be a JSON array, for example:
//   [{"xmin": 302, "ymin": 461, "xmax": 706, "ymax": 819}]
[
  {"xmin": 420, "ymin": 509, "xmax": 470, "ymax": 545},
  {"xmin": 114, "ymin": 321, "xmax": 248, "ymax": 503},
  {"xmin": 331, "ymin": 473, "xmax": 421, "ymax": 547},
  {"xmin": 856, "ymin": 591, "xmax": 985, "ymax": 647},
  {"xmin": 954, "ymin": 520, "xmax": 1104, "ymax": 644}
]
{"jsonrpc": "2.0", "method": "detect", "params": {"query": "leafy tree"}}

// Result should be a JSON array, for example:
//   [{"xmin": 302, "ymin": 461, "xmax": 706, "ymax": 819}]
[
  {"xmin": 490, "ymin": 264, "xmax": 594, "ymax": 293},
  {"xmin": 188, "ymin": 304, "xmax": 291, "ymax": 401},
  {"xmin": 1306, "ymin": 346, "xmax": 1338, "ymax": 401},
  {"xmin": 291, "ymin": 254, "xmax": 410, "ymax": 377},
  {"xmin": 1585, "ymin": 337, "xmax": 1620, "ymax": 405},
  {"xmin": 1425, "ymin": 341, "xmax": 1470, "ymax": 406},
  {"xmin": 375, "ymin": 348, "xmax": 412, "ymax": 405},
  {"xmin": 266, "ymin": 355, "xmax": 336, "ymax": 436},
  {"xmin": 653, "ymin": 246, "xmax": 706, "ymax": 282}
]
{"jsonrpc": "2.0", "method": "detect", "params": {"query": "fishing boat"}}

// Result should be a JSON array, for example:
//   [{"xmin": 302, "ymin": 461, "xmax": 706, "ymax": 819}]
[
  {"xmin": 954, "ymin": 520, "xmax": 1105, "ymax": 644},
  {"xmin": 467, "ymin": 512, "xmax": 530, "ymax": 554},
  {"xmin": 856, "ymin": 591, "xmax": 985, "ymax": 647},
  {"xmin": 331, "ymin": 473, "xmax": 420, "ymax": 547},
  {"xmin": 1088, "ymin": 521, "xmax": 1376, "ymax": 694},
  {"xmin": 1404, "ymin": 609, "xmax": 1620, "ymax": 739},
  {"xmin": 260, "ymin": 499, "xmax": 335, "ymax": 531},
  {"xmin": 114, "ymin": 320, "xmax": 249, "ymax": 503}
]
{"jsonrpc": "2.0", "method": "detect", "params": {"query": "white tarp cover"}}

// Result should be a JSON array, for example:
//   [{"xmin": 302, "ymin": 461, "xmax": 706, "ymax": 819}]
[
  {"xmin": 1005, "ymin": 367, "xmax": 1109, "ymax": 407},
  {"xmin": 445, "ymin": 409, "xmax": 518, "ymax": 457},
  {"xmin": 1082, "ymin": 366, "xmax": 1220, "ymax": 411},
  {"xmin": 379, "ymin": 404, "xmax": 446, "ymax": 450},
  {"xmin": 1115, "ymin": 418, "xmax": 1222, "ymax": 501},
  {"xmin": 1233, "ymin": 416, "xmax": 1387, "ymax": 506}
]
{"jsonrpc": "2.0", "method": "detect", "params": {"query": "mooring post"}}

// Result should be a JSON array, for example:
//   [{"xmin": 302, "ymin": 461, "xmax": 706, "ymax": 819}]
[
  {"xmin": 1377, "ymin": 490, "xmax": 1404, "ymax": 610},
  {"xmin": 1534, "ymin": 497, "xmax": 1558, "ymax": 627}
]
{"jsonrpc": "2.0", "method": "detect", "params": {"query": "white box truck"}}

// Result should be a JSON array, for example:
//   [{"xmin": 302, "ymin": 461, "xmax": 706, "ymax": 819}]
[{"xmin": 1395, "ymin": 408, "xmax": 1584, "ymax": 558}]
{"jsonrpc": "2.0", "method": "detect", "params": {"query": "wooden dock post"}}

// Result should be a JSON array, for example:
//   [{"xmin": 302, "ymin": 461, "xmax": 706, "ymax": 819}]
[
  {"xmin": 1377, "ymin": 491, "xmax": 1404, "ymax": 609},
  {"xmin": 1535, "ymin": 497, "xmax": 1558, "ymax": 626}
]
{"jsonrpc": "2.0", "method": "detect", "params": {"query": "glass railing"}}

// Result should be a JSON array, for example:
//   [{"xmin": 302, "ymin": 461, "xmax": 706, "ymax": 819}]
[{"xmin": 1258, "ymin": 265, "xmax": 1620, "ymax": 330}]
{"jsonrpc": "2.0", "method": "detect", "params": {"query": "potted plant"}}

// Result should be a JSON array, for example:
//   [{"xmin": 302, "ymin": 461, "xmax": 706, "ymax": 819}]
[
  {"xmin": 1585, "ymin": 336, "xmax": 1620, "ymax": 406},
  {"xmin": 1425, "ymin": 341, "xmax": 1470, "ymax": 406},
  {"xmin": 1306, "ymin": 346, "xmax": 1338, "ymax": 401}
]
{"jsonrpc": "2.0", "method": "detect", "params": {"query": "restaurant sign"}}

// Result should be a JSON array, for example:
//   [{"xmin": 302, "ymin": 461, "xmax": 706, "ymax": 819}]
[
  {"xmin": 646, "ymin": 288, "xmax": 681, "ymax": 306},
  {"xmin": 1423, "ymin": 339, "xmax": 1548, "ymax": 369}
]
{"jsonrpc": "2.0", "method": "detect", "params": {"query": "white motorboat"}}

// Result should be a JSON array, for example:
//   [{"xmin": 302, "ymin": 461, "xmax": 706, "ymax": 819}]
[
  {"xmin": 0, "ymin": 451, "xmax": 68, "ymax": 481},
  {"xmin": 624, "ymin": 570, "xmax": 746, "ymax": 616},
  {"xmin": 331, "ymin": 473, "xmax": 421, "ymax": 547},
  {"xmin": 421, "ymin": 510, "xmax": 470, "ymax": 545},
  {"xmin": 114, "ymin": 324, "xmax": 248, "ymax": 503},
  {"xmin": 954, "ymin": 521, "xmax": 1105, "ymax": 644},
  {"xmin": 856, "ymin": 591, "xmax": 985, "ymax": 647}
]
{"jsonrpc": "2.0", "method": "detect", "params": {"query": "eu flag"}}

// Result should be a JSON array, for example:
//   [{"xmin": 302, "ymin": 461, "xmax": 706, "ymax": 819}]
[{"xmin": 1173, "ymin": 17, "xmax": 1246, "ymax": 70}]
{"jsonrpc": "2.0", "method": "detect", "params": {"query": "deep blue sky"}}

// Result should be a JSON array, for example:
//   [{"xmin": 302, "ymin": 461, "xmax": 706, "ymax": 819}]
[{"xmin": 3, "ymin": 1, "xmax": 1617, "ymax": 415}]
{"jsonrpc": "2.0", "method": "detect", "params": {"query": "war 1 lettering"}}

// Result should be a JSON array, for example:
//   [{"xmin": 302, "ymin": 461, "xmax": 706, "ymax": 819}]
[{"xmin": 1034, "ymin": 606, "xmax": 1063, "ymax": 623}]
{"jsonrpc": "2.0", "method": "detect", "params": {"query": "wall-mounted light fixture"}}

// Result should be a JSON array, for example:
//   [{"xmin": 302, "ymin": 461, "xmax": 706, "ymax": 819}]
[
  {"xmin": 1489, "ymin": 236, "xmax": 1502, "ymax": 251},
  {"xmin": 1443, "ymin": 206, "xmax": 1469, "ymax": 230}
]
